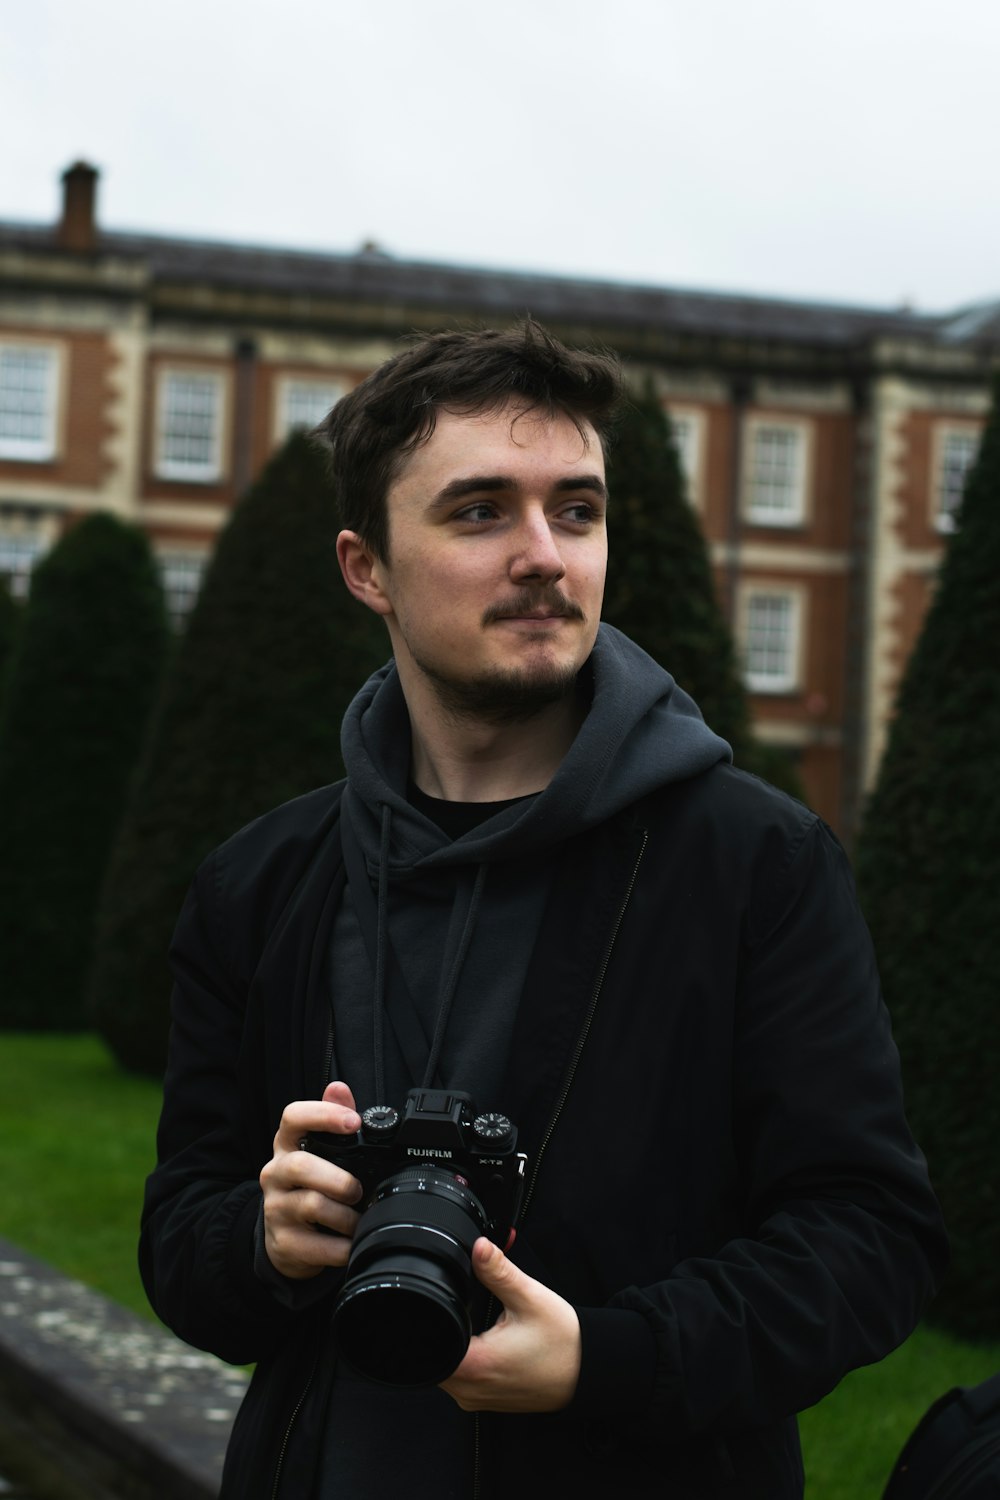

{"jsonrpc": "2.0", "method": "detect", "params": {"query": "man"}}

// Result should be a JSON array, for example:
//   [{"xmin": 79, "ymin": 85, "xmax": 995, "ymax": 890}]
[{"xmin": 141, "ymin": 322, "xmax": 946, "ymax": 1499}]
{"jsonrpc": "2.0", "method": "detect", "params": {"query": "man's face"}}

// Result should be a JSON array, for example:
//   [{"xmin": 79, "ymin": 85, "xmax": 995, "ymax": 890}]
[{"xmin": 368, "ymin": 403, "xmax": 608, "ymax": 721}]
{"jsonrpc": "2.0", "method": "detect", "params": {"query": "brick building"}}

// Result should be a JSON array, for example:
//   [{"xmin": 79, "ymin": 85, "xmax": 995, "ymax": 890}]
[{"xmin": 1, "ymin": 161, "xmax": 998, "ymax": 838}]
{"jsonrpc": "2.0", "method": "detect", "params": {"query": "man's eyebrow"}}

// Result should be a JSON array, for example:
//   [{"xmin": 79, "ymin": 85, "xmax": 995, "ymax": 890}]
[{"xmin": 430, "ymin": 474, "xmax": 608, "ymax": 508}]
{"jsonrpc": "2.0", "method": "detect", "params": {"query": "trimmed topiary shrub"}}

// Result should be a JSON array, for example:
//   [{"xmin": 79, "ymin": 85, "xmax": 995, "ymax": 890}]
[
  {"xmin": 90, "ymin": 430, "xmax": 388, "ymax": 1075},
  {"xmin": 856, "ymin": 374, "xmax": 1000, "ymax": 1339},
  {"xmin": 604, "ymin": 382, "xmax": 802, "ymax": 798},
  {"xmin": 0, "ymin": 515, "xmax": 169, "ymax": 1029},
  {"xmin": 0, "ymin": 576, "xmax": 19, "ymax": 703}
]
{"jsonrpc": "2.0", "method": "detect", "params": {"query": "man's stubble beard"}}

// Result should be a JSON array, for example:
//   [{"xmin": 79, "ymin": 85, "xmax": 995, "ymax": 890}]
[
  {"xmin": 412, "ymin": 585, "xmax": 590, "ymax": 727},
  {"xmin": 416, "ymin": 655, "xmax": 582, "ymax": 727}
]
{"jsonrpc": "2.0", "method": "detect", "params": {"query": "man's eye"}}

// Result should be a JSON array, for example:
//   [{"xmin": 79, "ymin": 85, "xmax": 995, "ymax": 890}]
[
  {"xmin": 456, "ymin": 503, "xmax": 498, "ymax": 523},
  {"xmin": 562, "ymin": 502, "xmax": 601, "ymax": 524}
]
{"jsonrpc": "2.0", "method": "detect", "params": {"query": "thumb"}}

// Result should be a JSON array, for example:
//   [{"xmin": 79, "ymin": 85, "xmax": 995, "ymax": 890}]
[
  {"xmin": 323, "ymin": 1080, "xmax": 357, "ymax": 1110},
  {"xmin": 470, "ymin": 1237, "xmax": 528, "ymax": 1307}
]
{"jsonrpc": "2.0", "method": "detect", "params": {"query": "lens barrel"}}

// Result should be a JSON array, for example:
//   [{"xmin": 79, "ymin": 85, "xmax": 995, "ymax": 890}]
[{"xmin": 332, "ymin": 1166, "xmax": 488, "ymax": 1386}]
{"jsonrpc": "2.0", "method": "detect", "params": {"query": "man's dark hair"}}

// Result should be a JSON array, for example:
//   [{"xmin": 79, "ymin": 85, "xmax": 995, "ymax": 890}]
[{"xmin": 314, "ymin": 320, "xmax": 623, "ymax": 561}]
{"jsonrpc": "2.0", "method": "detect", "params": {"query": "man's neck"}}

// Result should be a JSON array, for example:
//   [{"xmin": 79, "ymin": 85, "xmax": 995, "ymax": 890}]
[{"xmin": 406, "ymin": 688, "xmax": 586, "ymax": 803}]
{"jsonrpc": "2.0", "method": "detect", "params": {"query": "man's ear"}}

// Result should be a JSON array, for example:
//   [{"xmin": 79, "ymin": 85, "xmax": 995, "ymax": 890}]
[{"xmin": 336, "ymin": 531, "xmax": 393, "ymax": 617}]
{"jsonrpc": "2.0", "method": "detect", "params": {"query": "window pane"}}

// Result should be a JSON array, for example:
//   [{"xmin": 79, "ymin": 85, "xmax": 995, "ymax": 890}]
[
  {"xmin": 745, "ymin": 593, "xmax": 797, "ymax": 690},
  {"xmin": 748, "ymin": 426, "xmax": 804, "ymax": 521},
  {"xmin": 0, "ymin": 532, "xmax": 48, "ymax": 599},
  {"xmin": 0, "ymin": 347, "xmax": 57, "ymax": 460},
  {"xmin": 157, "ymin": 553, "xmax": 207, "ymax": 628},
  {"xmin": 281, "ymin": 380, "xmax": 344, "ymax": 437},
  {"xmin": 937, "ymin": 430, "xmax": 980, "ymax": 532},
  {"xmin": 159, "ymin": 374, "xmax": 222, "ymax": 478},
  {"xmin": 670, "ymin": 415, "xmax": 698, "ymax": 487}
]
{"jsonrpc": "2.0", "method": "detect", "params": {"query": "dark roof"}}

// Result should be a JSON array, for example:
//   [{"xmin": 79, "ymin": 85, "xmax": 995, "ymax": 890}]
[{"xmin": 2, "ymin": 217, "xmax": 997, "ymax": 352}]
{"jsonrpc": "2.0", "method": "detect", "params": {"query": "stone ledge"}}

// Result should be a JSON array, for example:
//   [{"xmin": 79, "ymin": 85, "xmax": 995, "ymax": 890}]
[{"xmin": 0, "ymin": 1239, "xmax": 247, "ymax": 1500}]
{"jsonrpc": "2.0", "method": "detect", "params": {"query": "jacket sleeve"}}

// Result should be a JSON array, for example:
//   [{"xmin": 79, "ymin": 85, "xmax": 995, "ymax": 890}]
[
  {"xmin": 139, "ymin": 849, "xmax": 333, "ymax": 1366},
  {"xmin": 573, "ymin": 816, "xmax": 948, "ymax": 1436}
]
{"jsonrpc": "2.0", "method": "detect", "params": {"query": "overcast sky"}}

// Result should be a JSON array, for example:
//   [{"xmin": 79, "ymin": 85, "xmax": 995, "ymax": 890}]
[{"xmin": 3, "ymin": 0, "xmax": 998, "ymax": 313}]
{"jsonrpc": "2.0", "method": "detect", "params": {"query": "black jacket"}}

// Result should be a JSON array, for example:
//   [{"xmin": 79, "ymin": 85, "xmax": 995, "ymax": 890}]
[{"xmin": 141, "ymin": 763, "xmax": 946, "ymax": 1499}]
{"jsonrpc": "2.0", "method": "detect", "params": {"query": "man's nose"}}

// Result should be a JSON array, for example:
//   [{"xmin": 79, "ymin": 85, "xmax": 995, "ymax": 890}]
[{"xmin": 508, "ymin": 514, "xmax": 566, "ymax": 584}]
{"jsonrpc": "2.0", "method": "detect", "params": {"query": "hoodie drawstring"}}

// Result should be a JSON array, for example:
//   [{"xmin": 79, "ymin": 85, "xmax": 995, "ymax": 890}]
[
  {"xmin": 422, "ymin": 863, "xmax": 488, "ymax": 1089},
  {"xmin": 372, "ymin": 802, "xmax": 392, "ymax": 1103}
]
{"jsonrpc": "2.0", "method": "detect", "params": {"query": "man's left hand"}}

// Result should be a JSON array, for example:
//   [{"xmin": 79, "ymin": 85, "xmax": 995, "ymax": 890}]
[{"xmin": 440, "ymin": 1238, "xmax": 581, "ymax": 1412}]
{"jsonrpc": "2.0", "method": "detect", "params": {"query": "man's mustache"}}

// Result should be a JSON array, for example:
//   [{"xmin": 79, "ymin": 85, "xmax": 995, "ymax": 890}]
[{"xmin": 481, "ymin": 588, "xmax": 586, "ymax": 626}]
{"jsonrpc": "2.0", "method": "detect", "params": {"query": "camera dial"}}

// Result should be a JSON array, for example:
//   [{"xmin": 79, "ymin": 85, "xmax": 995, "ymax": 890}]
[
  {"xmin": 473, "ymin": 1112, "xmax": 514, "ymax": 1147},
  {"xmin": 361, "ymin": 1105, "xmax": 399, "ymax": 1137}
]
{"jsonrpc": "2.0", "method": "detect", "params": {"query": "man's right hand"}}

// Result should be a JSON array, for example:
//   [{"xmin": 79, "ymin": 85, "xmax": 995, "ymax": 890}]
[{"xmin": 259, "ymin": 1079, "xmax": 364, "ymax": 1279}]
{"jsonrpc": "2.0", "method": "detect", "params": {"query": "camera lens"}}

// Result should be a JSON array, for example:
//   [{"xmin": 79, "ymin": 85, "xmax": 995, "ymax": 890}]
[{"xmin": 332, "ymin": 1166, "xmax": 488, "ymax": 1386}]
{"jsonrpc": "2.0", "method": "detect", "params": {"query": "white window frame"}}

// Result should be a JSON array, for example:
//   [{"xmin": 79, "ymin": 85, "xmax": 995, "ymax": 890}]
[
  {"xmin": 932, "ymin": 423, "xmax": 981, "ymax": 535},
  {"xmin": 156, "ymin": 550, "xmax": 209, "ymax": 628},
  {"xmin": 667, "ymin": 406, "xmax": 706, "ymax": 509},
  {"xmin": 0, "ymin": 341, "xmax": 63, "ymax": 463},
  {"xmin": 739, "ymin": 585, "xmax": 805, "ymax": 694},
  {"xmin": 274, "ymin": 375, "xmax": 346, "ymax": 443},
  {"xmin": 154, "ymin": 368, "xmax": 228, "ymax": 483},
  {"xmin": 743, "ymin": 417, "xmax": 812, "ymax": 527}
]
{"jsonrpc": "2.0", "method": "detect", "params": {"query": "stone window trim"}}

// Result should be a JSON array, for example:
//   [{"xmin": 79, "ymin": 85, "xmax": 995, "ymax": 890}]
[
  {"xmin": 153, "ymin": 367, "xmax": 230, "ymax": 484},
  {"xmin": 0, "ymin": 339, "xmax": 65, "ymax": 464},
  {"xmin": 273, "ymin": 374, "xmax": 347, "ymax": 445},
  {"xmin": 742, "ymin": 415, "xmax": 813, "ymax": 529},
  {"xmin": 931, "ymin": 421, "xmax": 982, "ymax": 535},
  {"xmin": 738, "ymin": 582, "xmax": 806, "ymax": 695}
]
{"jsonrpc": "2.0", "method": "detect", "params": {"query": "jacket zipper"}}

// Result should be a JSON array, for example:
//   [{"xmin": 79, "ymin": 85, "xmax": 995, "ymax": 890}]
[
  {"xmin": 323, "ymin": 1015, "xmax": 335, "ymax": 1090},
  {"xmin": 472, "ymin": 829, "xmax": 648, "ymax": 1499},
  {"xmin": 521, "ymin": 829, "xmax": 648, "ymax": 1221},
  {"xmin": 271, "ymin": 1343, "xmax": 322, "ymax": 1500}
]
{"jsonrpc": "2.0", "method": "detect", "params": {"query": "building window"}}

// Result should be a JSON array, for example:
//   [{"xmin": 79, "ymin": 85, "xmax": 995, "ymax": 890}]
[
  {"xmin": 155, "ymin": 371, "xmax": 226, "ymax": 482},
  {"xmin": 745, "ymin": 420, "xmax": 809, "ymax": 526},
  {"xmin": 0, "ymin": 530, "xmax": 49, "ymax": 600},
  {"xmin": 157, "ymin": 552, "xmax": 208, "ymax": 628},
  {"xmin": 0, "ymin": 344, "xmax": 60, "ymax": 462},
  {"xmin": 668, "ymin": 408, "xmax": 704, "ymax": 507},
  {"xmin": 276, "ymin": 377, "xmax": 345, "ymax": 441},
  {"xmin": 742, "ymin": 589, "xmax": 802, "ymax": 693},
  {"xmin": 935, "ymin": 426, "xmax": 981, "ymax": 534}
]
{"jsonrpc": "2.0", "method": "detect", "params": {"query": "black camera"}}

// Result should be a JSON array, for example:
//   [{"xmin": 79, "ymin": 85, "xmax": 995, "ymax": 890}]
[{"xmin": 303, "ymin": 1087, "xmax": 526, "ymax": 1386}]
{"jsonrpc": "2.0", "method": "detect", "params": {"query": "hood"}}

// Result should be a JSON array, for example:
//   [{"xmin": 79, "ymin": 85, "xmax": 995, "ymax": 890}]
[{"xmin": 340, "ymin": 624, "xmax": 731, "ymax": 875}]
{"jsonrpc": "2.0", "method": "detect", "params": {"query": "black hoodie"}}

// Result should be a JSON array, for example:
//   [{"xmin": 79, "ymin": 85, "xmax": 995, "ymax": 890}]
[
  {"xmin": 333, "ymin": 624, "xmax": 731, "ymax": 1109},
  {"xmin": 142, "ymin": 625, "xmax": 946, "ymax": 1500}
]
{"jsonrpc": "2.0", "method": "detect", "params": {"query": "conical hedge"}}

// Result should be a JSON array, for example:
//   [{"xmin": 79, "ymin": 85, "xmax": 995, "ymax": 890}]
[
  {"xmin": 604, "ymin": 384, "xmax": 753, "ymax": 754},
  {"xmin": 856, "ymin": 375, "xmax": 1000, "ymax": 1338},
  {"xmin": 0, "ymin": 576, "xmax": 19, "ymax": 702},
  {"xmin": 0, "ymin": 515, "xmax": 169, "ymax": 1028},
  {"xmin": 90, "ymin": 431, "xmax": 388, "ymax": 1075}
]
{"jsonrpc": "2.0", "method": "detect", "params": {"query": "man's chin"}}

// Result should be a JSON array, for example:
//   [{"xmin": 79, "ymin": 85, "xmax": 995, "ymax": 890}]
[{"xmin": 419, "ymin": 659, "xmax": 582, "ymax": 725}]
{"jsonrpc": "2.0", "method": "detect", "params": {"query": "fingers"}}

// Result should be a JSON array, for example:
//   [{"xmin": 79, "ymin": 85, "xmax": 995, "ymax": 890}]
[
  {"xmin": 273, "ymin": 1093, "xmax": 361, "ymax": 1155},
  {"xmin": 260, "ymin": 1138, "xmax": 362, "ymax": 1208},
  {"xmin": 259, "ymin": 1081, "xmax": 364, "ymax": 1280}
]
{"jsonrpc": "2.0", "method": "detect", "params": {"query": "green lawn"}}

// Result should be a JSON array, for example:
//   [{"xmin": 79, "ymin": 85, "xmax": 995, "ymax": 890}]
[
  {"xmin": 0, "ymin": 1031, "xmax": 162, "ymax": 1318},
  {"xmin": 0, "ymin": 1032, "xmax": 996, "ymax": 1495}
]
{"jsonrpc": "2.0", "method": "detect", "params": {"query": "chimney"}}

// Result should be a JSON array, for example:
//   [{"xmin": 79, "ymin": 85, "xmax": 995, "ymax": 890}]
[{"xmin": 57, "ymin": 161, "xmax": 99, "ymax": 252}]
